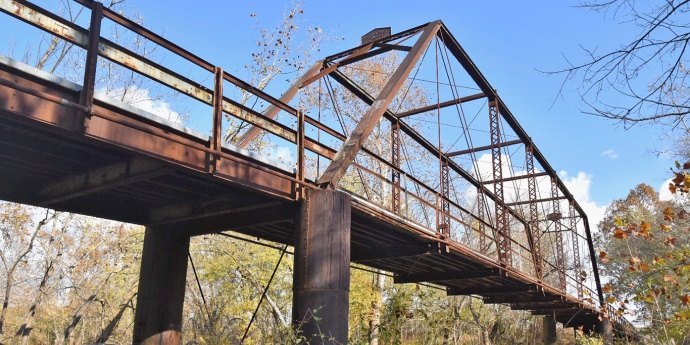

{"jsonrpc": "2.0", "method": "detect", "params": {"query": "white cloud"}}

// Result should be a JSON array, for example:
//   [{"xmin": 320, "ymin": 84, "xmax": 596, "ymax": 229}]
[
  {"xmin": 264, "ymin": 146, "xmax": 296, "ymax": 168},
  {"xmin": 466, "ymin": 155, "xmax": 608, "ymax": 229},
  {"xmin": 102, "ymin": 87, "xmax": 183, "ymax": 124},
  {"xmin": 560, "ymin": 171, "xmax": 607, "ymax": 229},
  {"xmin": 601, "ymin": 149, "xmax": 619, "ymax": 159},
  {"xmin": 657, "ymin": 178, "xmax": 684, "ymax": 203}
]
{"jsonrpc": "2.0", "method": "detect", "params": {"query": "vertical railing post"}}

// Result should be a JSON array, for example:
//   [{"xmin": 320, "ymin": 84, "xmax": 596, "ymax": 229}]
[
  {"xmin": 211, "ymin": 67, "xmax": 224, "ymax": 172},
  {"xmin": 297, "ymin": 110, "xmax": 305, "ymax": 199},
  {"xmin": 80, "ymin": 1, "xmax": 103, "ymax": 127}
]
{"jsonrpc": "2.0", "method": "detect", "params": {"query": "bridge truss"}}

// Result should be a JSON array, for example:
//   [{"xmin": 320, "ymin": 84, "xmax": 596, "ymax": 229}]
[{"xmin": 0, "ymin": 0, "xmax": 636, "ymax": 337}]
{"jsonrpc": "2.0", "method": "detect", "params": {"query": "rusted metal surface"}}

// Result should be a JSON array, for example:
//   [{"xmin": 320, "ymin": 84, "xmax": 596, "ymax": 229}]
[
  {"xmin": 212, "ymin": 67, "xmax": 224, "ymax": 161},
  {"xmin": 489, "ymin": 100, "xmax": 510, "ymax": 268},
  {"xmin": 391, "ymin": 121, "xmax": 401, "ymax": 214},
  {"xmin": 79, "ymin": 1, "xmax": 101, "ymax": 121},
  {"xmin": 526, "ymin": 145, "xmax": 543, "ymax": 281},
  {"xmin": 551, "ymin": 177, "xmax": 566, "ymax": 290},
  {"xmin": 570, "ymin": 202, "xmax": 583, "ymax": 300},
  {"xmin": 317, "ymin": 21, "xmax": 440, "ymax": 188},
  {"xmin": 446, "ymin": 139, "xmax": 521, "ymax": 157},
  {"xmin": 397, "ymin": 92, "xmax": 485, "ymax": 119},
  {"xmin": 236, "ymin": 61, "xmax": 322, "ymax": 148},
  {"xmin": 361, "ymin": 27, "xmax": 391, "ymax": 45}
]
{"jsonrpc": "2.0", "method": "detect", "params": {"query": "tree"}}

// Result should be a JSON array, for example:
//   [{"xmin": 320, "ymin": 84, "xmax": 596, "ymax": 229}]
[
  {"xmin": 0, "ymin": 203, "xmax": 54, "ymax": 336},
  {"xmin": 560, "ymin": 0, "xmax": 690, "ymax": 129},
  {"xmin": 596, "ymin": 183, "xmax": 690, "ymax": 343}
]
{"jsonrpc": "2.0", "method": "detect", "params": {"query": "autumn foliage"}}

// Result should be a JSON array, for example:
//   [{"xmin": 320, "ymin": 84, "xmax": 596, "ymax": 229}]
[{"xmin": 597, "ymin": 181, "xmax": 690, "ymax": 343}]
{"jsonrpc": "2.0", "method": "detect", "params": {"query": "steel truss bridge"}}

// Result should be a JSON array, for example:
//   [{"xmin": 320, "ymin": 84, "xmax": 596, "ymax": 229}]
[{"xmin": 0, "ymin": 0, "xmax": 634, "ymax": 343}]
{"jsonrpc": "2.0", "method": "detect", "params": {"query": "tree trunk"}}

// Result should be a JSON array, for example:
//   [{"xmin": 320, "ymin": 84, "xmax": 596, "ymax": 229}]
[
  {"xmin": 95, "ymin": 290, "xmax": 137, "ymax": 344},
  {"xmin": 369, "ymin": 270, "xmax": 385, "ymax": 345},
  {"xmin": 0, "ymin": 213, "xmax": 50, "ymax": 335},
  {"xmin": 57, "ymin": 294, "xmax": 97, "ymax": 345},
  {"xmin": 238, "ymin": 266, "xmax": 288, "ymax": 328},
  {"xmin": 14, "ymin": 261, "xmax": 54, "ymax": 345}
]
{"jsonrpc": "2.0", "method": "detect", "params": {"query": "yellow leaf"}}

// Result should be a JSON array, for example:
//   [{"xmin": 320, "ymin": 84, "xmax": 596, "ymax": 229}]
[
  {"xmin": 602, "ymin": 284, "xmax": 613, "ymax": 293},
  {"xmin": 614, "ymin": 216, "xmax": 624, "ymax": 227},
  {"xmin": 661, "ymin": 224, "xmax": 671, "ymax": 232},
  {"xmin": 606, "ymin": 297, "xmax": 616, "ymax": 304}
]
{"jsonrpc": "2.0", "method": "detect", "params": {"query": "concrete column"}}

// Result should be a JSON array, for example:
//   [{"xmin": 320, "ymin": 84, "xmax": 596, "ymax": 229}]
[
  {"xmin": 543, "ymin": 312, "xmax": 557, "ymax": 345},
  {"xmin": 133, "ymin": 227, "xmax": 190, "ymax": 345},
  {"xmin": 600, "ymin": 314, "xmax": 614, "ymax": 345},
  {"xmin": 293, "ymin": 189, "xmax": 351, "ymax": 344}
]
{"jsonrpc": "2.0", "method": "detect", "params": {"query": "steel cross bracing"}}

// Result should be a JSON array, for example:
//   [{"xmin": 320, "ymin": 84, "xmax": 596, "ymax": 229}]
[{"xmin": 0, "ymin": 0, "xmax": 636, "ymax": 333}]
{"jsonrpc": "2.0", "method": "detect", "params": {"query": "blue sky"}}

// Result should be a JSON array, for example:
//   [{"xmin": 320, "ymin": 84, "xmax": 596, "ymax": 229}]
[
  {"xmin": 3, "ymin": 0, "xmax": 677, "ymax": 226},
  {"xmin": 128, "ymin": 0, "xmax": 674, "ymax": 221}
]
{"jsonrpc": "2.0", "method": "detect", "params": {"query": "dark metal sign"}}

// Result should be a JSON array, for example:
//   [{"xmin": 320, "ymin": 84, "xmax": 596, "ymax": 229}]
[{"xmin": 361, "ymin": 27, "xmax": 391, "ymax": 45}]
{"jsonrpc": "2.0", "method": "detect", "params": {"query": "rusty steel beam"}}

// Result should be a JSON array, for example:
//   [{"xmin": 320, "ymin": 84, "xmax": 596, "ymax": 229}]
[
  {"xmin": 396, "ymin": 92, "xmax": 485, "ymax": 119},
  {"xmin": 300, "ymin": 44, "xmax": 377, "ymax": 89},
  {"xmin": 317, "ymin": 21, "xmax": 441, "ymax": 188},
  {"xmin": 0, "ymin": 76, "xmax": 88, "ymax": 113},
  {"xmin": 477, "ymin": 189, "xmax": 488, "ymax": 254},
  {"xmin": 505, "ymin": 196, "xmax": 567, "ymax": 207},
  {"xmin": 570, "ymin": 202, "xmax": 584, "ymax": 300},
  {"xmin": 166, "ymin": 202, "xmax": 298, "ymax": 238},
  {"xmin": 351, "ymin": 242, "xmax": 441, "ymax": 262},
  {"xmin": 148, "ymin": 199, "xmax": 281, "ymax": 224},
  {"xmin": 447, "ymin": 284, "xmax": 537, "ymax": 296},
  {"xmin": 324, "ymin": 23, "xmax": 428, "ymax": 62},
  {"xmin": 511, "ymin": 302, "xmax": 579, "ymax": 311},
  {"xmin": 391, "ymin": 121, "xmax": 401, "ymax": 214},
  {"xmin": 489, "ymin": 100, "xmax": 510, "ymax": 268},
  {"xmin": 394, "ymin": 268, "xmax": 499, "ymax": 284},
  {"xmin": 447, "ymin": 139, "xmax": 521, "ymax": 157},
  {"xmin": 481, "ymin": 171, "xmax": 550, "ymax": 185},
  {"xmin": 551, "ymin": 178, "xmax": 567, "ymax": 291},
  {"xmin": 38, "ymin": 157, "xmax": 170, "ymax": 206},
  {"xmin": 438, "ymin": 161, "xmax": 450, "ymax": 235},
  {"xmin": 79, "ymin": 0, "xmax": 102, "ymax": 120},
  {"xmin": 526, "ymin": 145, "xmax": 543, "ymax": 281},
  {"xmin": 484, "ymin": 294, "xmax": 560, "ymax": 304},
  {"xmin": 211, "ymin": 67, "xmax": 223, "ymax": 168},
  {"xmin": 236, "ymin": 60, "xmax": 323, "ymax": 148}
]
